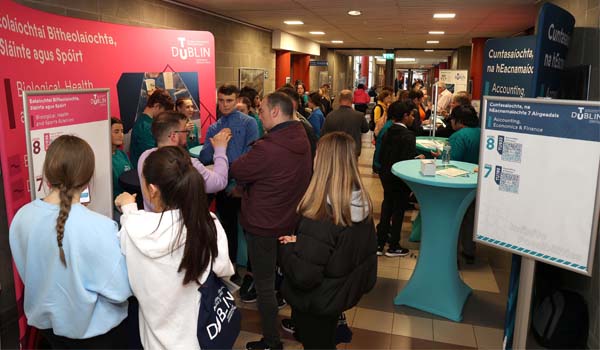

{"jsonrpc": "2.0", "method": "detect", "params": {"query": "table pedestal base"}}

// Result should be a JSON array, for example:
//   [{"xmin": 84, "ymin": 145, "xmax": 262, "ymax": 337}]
[{"xmin": 394, "ymin": 182, "xmax": 476, "ymax": 322}]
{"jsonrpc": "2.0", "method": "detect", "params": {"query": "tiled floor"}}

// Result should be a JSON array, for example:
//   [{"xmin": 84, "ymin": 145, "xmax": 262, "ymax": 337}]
[{"xmin": 236, "ymin": 134, "xmax": 511, "ymax": 349}]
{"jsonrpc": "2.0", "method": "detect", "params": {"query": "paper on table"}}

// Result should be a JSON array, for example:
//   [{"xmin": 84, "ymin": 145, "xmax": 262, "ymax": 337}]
[
  {"xmin": 417, "ymin": 139, "xmax": 445, "ymax": 149},
  {"xmin": 436, "ymin": 167, "xmax": 470, "ymax": 177}
]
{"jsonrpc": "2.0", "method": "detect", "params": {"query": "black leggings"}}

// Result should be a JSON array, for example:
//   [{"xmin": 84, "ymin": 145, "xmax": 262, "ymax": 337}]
[{"xmin": 41, "ymin": 318, "xmax": 129, "ymax": 349}]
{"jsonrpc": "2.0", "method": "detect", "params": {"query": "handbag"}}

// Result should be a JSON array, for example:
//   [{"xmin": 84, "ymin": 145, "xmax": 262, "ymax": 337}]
[{"xmin": 197, "ymin": 267, "xmax": 241, "ymax": 350}]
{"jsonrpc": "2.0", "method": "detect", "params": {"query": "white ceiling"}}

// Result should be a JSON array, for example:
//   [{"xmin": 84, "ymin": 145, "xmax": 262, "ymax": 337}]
[{"xmin": 175, "ymin": 0, "xmax": 538, "ymax": 50}]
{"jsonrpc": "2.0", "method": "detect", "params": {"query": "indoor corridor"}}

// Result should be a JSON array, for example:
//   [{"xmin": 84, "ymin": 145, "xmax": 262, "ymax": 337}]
[{"xmin": 233, "ymin": 133, "xmax": 513, "ymax": 350}]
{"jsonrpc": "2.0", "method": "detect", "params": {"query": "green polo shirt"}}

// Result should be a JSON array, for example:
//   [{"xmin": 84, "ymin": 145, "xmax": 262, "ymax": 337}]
[
  {"xmin": 130, "ymin": 113, "xmax": 156, "ymax": 169},
  {"xmin": 112, "ymin": 149, "xmax": 132, "ymax": 199},
  {"xmin": 186, "ymin": 123, "xmax": 201, "ymax": 149},
  {"xmin": 249, "ymin": 112, "xmax": 264, "ymax": 138}
]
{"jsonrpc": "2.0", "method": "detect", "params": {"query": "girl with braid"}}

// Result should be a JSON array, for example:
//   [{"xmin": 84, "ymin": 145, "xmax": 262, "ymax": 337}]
[
  {"xmin": 9, "ymin": 135, "xmax": 132, "ymax": 349},
  {"xmin": 115, "ymin": 146, "xmax": 234, "ymax": 349}
]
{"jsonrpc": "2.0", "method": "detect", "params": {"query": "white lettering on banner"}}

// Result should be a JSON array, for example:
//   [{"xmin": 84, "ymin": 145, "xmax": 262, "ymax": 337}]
[
  {"xmin": 171, "ymin": 37, "xmax": 211, "ymax": 61},
  {"xmin": 547, "ymin": 24, "xmax": 570, "ymax": 46},
  {"xmin": 491, "ymin": 83, "xmax": 525, "ymax": 97},
  {"xmin": 571, "ymin": 107, "xmax": 600, "ymax": 121},
  {"xmin": 488, "ymin": 48, "xmax": 534, "ymax": 59},
  {"xmin": 0, "ymin": 13, "xmax": 46, "ymax": 39}
]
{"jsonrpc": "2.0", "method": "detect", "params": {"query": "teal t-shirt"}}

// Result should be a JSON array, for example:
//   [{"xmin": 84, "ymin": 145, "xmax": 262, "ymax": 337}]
[
  {"xmin": 186, "ymin": 123, "xmax": 201, "ymax": 149},
  {"xmin": 448, "ymin": 127, "xmax": 481, "ymax": 164},
  {"xmin": 112, "ymin": 149, "xmax": 132, "ymax": 199},
  {"xmin": 130, "ymin": 113, "xmax": 156, "ymax": 169},
  {"xmin": 249, "ymin": 112, "xmax": 264, "ymax": 138}
]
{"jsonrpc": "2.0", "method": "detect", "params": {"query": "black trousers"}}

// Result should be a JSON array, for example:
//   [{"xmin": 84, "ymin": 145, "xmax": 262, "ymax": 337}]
[
  {"xmin": 293, "ymin": 308, "xmax": 338, "ymax": 350},
  {"xmin": 215, "ymin": 190, "xmax": 241, "ymax": 264},
  {"xmin": 377, "ymin": 181, "xmax": 410, "ymax": 249},
  {"xmin": 41, "ymin": 318, "xmax": 129, "ymax": 349},
  {"xmin": 245, "ymin": 233, "xmax": 281, "ymax": 347}
]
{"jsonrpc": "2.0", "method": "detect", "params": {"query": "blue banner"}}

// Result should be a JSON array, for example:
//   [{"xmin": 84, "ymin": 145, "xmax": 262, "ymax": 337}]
[
  {"xmin": 486, "ymin": 100, "xmax": 600, "ymax": 142},
  {"xmin": 533, "ymin": 3, "xmax": 575, "ymax": 97},
  {"xmin": 482, "ymin": 36, "xmax": 537, "ymax": 98}
]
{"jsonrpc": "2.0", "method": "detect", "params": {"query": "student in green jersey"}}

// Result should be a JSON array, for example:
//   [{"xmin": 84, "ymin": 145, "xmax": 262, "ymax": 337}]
[{"xmin": 111, "ymin": 117, "xmax": 132, "ymax": 200}]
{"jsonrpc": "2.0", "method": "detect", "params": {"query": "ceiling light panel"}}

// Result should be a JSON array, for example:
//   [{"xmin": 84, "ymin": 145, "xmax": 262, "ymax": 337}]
[
  {"xmin": 284, "ymin": 20, "xmax": 304, "ymax": 25},
  {"xmin": 433, "ymin": 13, "xmax": 456, "ymax": 19},
  {"xmin": 428, "ymin": 31, "xmax": 445, "ymax": 35},
  {"xmin": 309, "ymin": 31, "xmax": 325, "ymax": 35}
]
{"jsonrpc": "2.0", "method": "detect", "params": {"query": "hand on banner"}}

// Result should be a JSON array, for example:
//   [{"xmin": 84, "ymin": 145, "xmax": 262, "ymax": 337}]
[{"xmin": 114, "ymin": 192, "xmax": 137, "ymax": 212}]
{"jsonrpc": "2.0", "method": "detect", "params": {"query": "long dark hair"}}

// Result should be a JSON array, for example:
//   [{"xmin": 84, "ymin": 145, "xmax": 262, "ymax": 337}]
[
  {"xmin": 142, "ymin": 146, "xmax": 218, "ymax": 284},
  {"xmin": 43, "ymin": 135, "xmax": 95, "ymax": 267}
]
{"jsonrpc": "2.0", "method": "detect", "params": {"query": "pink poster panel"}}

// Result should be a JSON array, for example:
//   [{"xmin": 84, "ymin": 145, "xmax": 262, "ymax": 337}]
[{"xmin": 27, "ymin": 92, "xmax": 108, "ymax": 130}]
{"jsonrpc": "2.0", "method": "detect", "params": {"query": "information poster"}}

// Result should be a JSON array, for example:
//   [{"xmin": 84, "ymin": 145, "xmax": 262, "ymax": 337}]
[
  {"xmin": 23, "ymin": 89, "xmax": 112, "ymax": 217},
  {"xmin": 439, "ymin": 69, "xmax": 468, "ymax": 93},
  {"xmin": 475, "ymin": 96, "xmax": 600, "ymax": 275}
]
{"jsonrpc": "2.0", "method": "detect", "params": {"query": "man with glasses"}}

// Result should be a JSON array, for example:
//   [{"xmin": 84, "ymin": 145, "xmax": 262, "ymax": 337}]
[
  {"xmin": 377, "ymin": 101, "xmax": 425, "ymax": 257},
  {"xmin": 137, "ymin": 111, "xmax": 231, "ymax": 211}
]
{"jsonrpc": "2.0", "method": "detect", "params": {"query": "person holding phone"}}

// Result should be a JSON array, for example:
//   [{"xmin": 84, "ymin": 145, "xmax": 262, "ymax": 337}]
[{"xmin": 10, "ymin": 135, "xmax": 132, "ymax": 349}]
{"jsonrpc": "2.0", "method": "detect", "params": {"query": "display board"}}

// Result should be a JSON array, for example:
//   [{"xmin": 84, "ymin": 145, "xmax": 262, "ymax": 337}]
[
  {"xmin": 475, "ymin": 96, "xmax": 600, "ymax": 275},
  {"xmin": 439, "ymin": 69, "xmax": 468, "ymax": 93},
  {"xmin": 23, "ymin": 89, "xmax": 112, "ymax": 217}
]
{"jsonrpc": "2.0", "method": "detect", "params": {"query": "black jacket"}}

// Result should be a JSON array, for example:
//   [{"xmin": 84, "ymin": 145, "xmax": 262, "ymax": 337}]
[
  {"xmin": 321, "ymin": 106, "xmax": 369, "ymax": 156},
  {"xmin": 280, "ymin": 216, "xmax": 377, "ymax": 316},
  {"xmin": 379, "ymin": 124, "xmax": 417, "ymax": 192}
]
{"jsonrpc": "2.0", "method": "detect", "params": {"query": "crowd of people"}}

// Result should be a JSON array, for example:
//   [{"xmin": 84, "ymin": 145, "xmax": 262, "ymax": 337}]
[{"xmin": 9, "ymin": 77, "xmax": 480, "ymax": 350}]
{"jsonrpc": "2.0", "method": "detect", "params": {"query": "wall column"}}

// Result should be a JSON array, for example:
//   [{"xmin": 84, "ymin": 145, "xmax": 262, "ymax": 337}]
[
  {"xmin": 275, "ymin": 50, "xmax": 291, "ymax": 89},
  {"xmin": 360, "ymin": 56, "xmax": 369, "ymax": 86},
  {"xmin": 470, "ymin": 37, "xmax": 487, "ymax": 100},
  {"xmin": 292, "ymin": 54, "xmax": 311, "ymax": 90}
]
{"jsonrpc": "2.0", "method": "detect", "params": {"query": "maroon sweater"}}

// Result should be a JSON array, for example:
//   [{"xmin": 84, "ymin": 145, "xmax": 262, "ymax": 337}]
[{"xmin": 230, "ymin": 121, "xmax": 312, "ymax": 236}]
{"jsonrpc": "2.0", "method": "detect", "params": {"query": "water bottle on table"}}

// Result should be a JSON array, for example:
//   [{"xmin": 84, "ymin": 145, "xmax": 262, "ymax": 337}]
[{"xmin": 442, "ymin": 145, "xmax": 451, "ymax": 165}]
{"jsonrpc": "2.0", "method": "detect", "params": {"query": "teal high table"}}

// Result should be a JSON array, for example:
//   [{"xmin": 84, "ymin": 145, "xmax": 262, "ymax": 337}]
[
  {"xmin": 392, "ymin": 159, "xmax": 478, "ymax": 322},
  {"xmin": 188, "ymin": 144, "xmax": 203, "ymax": 158}
]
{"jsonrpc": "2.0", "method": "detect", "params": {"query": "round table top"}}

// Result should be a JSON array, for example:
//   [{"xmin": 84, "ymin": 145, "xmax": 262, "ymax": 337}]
[
  {"xmin": 392, "ymin": 159, "xmax": 478, "ymax": 189},
  {"xmin": 188, "ymin": 144, "xmax": 203, "ymax": 158},
  {"xmin": 416, "ymin": 136, "xmax": 448, "ymax": 153}
]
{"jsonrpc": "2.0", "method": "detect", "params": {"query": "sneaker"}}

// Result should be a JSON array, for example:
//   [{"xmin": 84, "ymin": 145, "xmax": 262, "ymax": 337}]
[
  {"xmin": 240, "ymin": 285, "xmax": 257, "ymax": 303},
  {"xmin": 230, "ymin": 272, "xmax": 242, "ymax": 286},
  {"xmin": 377, "ymin": 245, "xmax": 384, "ymax": 256},
  {"xmin": 281, "ymin": 318, "xmax": 296, "ymax": 334},
  {"xmin": 276, "ymin": 291, "xmax": 287, "ymax": 309},
  {"xmin": 240, "ymin": 275, "xmax": 257, "ymax": 303},
  {"xmin": 385, "ymin": 247, "xmax": 410, "ymax": 257},
  {"xmin": 246, "ymin": 338, "xmax": 283, "ymax": 350}
]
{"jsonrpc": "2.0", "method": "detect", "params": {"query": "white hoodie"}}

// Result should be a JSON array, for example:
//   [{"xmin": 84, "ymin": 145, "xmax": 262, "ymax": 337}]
[{"xmin": 119, "ymin": 203, "xmax": 234, "ymax": 350}]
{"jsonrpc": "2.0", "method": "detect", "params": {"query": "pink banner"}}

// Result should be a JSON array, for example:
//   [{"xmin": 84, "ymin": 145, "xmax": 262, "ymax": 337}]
[{"xmin": 0, "ymin": 0, "xmax": 216, "ymax": 345}]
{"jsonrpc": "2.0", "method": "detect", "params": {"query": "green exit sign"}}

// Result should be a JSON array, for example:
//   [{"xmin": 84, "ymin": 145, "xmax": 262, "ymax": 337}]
[{"xmin": 383, "ymin": 53, "xmax": 394, "ymax": 59}]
